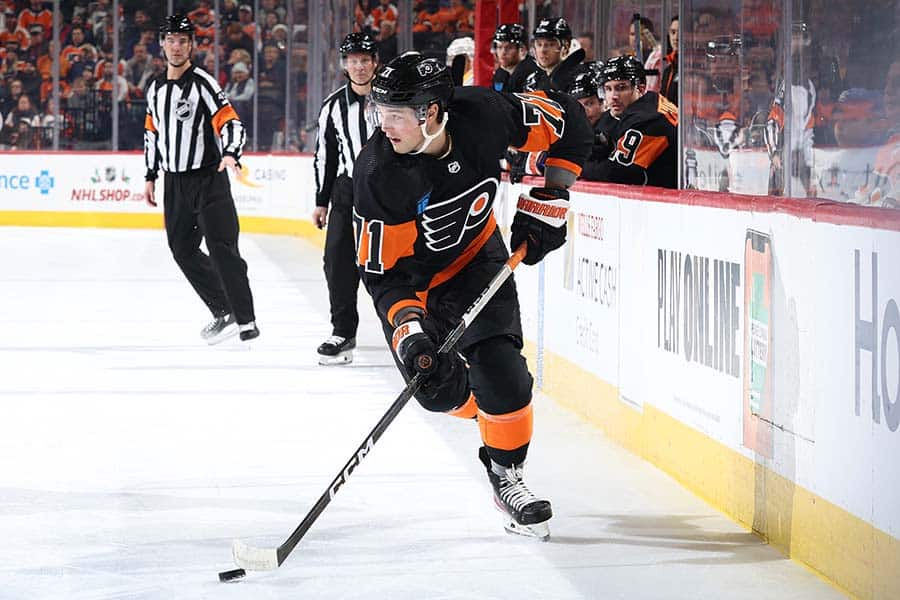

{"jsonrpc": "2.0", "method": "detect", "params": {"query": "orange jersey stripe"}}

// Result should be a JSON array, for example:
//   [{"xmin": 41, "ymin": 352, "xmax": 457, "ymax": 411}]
[
  {"xmin": 387, "ymin": 298, "xmax": 427, "ymax": 326},
  {"xmin": 358, "ymin": 219, "xmax": 417, "ymax": 272},
  {"xmin": 211, "ymin": 105, "xmax": 239, "ymax": 136},
  {"xmin": 425, "ymin": 214, "xmax": 497, "ymax": 291},
  {"xmin": 144, "ymin": 114, "xmax": 157, "ymax": 133},
  {"xmin": 657, "ymin": 94, "xmax": 679, "ymax": 127},
  {"xmin": 630, "ymin": 134, "xmax": 669, "ymax": 169},
  {"xmin": 768, "ymin": 103, "xmax": 785, "ymax": 128},
  {"xmin": 544, "ymin": 157, "xmax": 582, "ymax": 177},
  {"xmin": 517, "ymin": 91, "xmax": 565, "ymax": 152},
  {"xmin": 478, "ymin": 404, "xmax": 533, "ymax": 451},
  {"xmin": 447, "ymin": 393, "xmax": 478, "ymax": 419}
]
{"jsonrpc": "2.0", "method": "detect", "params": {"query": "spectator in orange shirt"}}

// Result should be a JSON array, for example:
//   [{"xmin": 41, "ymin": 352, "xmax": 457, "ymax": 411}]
[
  {"xmin": 37, "ymin": 40, "xmax": 69, "ymax": 80},
  {"xmin": 63, "ymin": 25, "xmax": 87, "ymax": 57},
  {"xmin": 96, "ymin": 60, "xmax": 128, "ymax": 103},
  {"xmin": 414, "ymin": 0, "xmax": 454, "ymax": 34},
  {"xmin": 39, "ymin": 72, "xmax": 70, "ymax": 103},
  {"xmin": 371, "ymin": 0, "xmax": 398, "ymax": 31},
  {"xmin": 238, "ymin": 5, "xmax": 256, "ymax": 39},
  {"xmin": 192, "ymin": 8, "xmax": 216, "ymax": 40},
  {"xmin": 18, "ymin": 0, "xmax": 52, "ymax": 36},
  {"xmin": 189, "ymin": 1, "xmax": 215, "ymax": 24},
  {"xmin": 0, "ymin": 10, "xmax": 29, "ymax": 51},
  {"xmin": 450, "ymin": 0, "xmax": 473, "ymax": 33}
]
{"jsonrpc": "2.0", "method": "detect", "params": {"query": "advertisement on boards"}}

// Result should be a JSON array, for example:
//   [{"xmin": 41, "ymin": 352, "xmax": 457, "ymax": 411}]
[
  {"xmin": 742, "ymin": 230, "xmax": 773, "ymax": 458},
  {"xmin": 542, "ymin": 192, "xmax": 620, "ymax": 386},
  {"xmin": 0, "ymin": 153, "xmax": 312, "ymax": 220}
]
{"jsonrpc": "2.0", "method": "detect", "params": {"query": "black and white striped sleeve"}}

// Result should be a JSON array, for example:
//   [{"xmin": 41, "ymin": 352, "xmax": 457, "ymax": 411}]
[
  {"xmin": 143, "ymin": 80, "xmax": 160, "ymax": 181},
  {"xmin": 196, "ymin": 69, "xmax": 246, "ymax": 162},
  {"xmin": 314, "ymin": 94, "xmax": 340, "ymax": 208}
]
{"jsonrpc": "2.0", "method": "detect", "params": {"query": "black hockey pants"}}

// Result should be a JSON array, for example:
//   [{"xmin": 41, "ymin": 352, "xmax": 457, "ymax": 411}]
[
  {"xmin": 323, "ymin": 175, "xmax": 360, "ymax": 339},
  {"xmin": 163, "ymin": 166, "xmax": 255, "ymax": 325}
]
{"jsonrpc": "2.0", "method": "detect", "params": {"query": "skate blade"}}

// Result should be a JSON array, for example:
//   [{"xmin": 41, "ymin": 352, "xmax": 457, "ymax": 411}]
[
  {"xmin": 318, "ymin": 351, "xmax": 353, "ymax": 366},
  {"xmin": 205, "ymin": 326, "xmax": 239, "ymax": 345},
  {"xmin": 503, "ymin": 518, "xmax": 550, "ymax": 541}
]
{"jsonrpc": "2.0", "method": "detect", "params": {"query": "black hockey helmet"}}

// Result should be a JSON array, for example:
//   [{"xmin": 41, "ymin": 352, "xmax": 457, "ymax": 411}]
[
  {"xmin": 566, "ymin": 68, "xmax": 600, "ymax": 100},
  {"xmin": 371, "ymin": 52, "xmax": 453, "ymax": 110},
  {"xmin": 159, "ymin": 13, "xmax": 194, "ymax": 38},
  {"xmin": 533, "ymin": 17, "xmax": 572, "ymax": 43},
  {"xmin": 494, "ymin": 23, "xmax": 527, "ymax": 47},
  {"xmin": 340, "ymin": 32, "xmax": 378, "ymax": 58},
  {"xmin": 599, "ymin": 55, "xmax": 646, "ymax": 86}
]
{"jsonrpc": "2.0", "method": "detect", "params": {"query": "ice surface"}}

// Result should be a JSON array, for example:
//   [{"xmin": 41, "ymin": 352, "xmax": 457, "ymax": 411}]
[{"xmin": 0, "ymin": 228, "xmax": 844, "ymax": 599}]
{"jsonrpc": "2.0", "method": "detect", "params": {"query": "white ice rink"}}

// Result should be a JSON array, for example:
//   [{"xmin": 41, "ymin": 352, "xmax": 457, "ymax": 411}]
[{"xmin": 0, "ymin": 228, "xmax": 845, "ymax": 599}]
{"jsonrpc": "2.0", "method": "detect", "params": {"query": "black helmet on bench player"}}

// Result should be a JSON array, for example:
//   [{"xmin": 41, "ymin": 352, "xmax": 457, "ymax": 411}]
[
  {"xmin": 532, "ymin": 17, "xmax": 572, "ymax": 44},
  {"xmin": 494, "ymin": 23, "xmax": 527, "ymax": 47},
  {"xmin": 599, "ymin": 55, "xmax": 647, "ymax": 86},
  {"xmin": 566, "ymin": 68, "xmax": 600, "ymax": 99}
]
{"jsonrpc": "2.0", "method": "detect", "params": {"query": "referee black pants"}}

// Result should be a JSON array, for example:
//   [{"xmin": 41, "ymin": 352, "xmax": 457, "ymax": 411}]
[
  {"xmin": 323, "ymin": 175, "xmax": 360, "ymax": 339},
  {"xmin": 163, "ymin": 167, "xmax": 255, "ymax": 325}
]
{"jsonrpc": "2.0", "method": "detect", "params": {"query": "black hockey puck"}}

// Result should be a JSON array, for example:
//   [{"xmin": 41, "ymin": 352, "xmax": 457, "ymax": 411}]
[{"xmin": 218, "ymin": 568, "xmax": 246, "ymax": 582}]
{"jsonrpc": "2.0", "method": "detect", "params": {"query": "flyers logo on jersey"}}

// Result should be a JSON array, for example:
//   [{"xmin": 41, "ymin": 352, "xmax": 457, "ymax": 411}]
[{"xmin": 422, "ymin": 178, "xmax": 498, "ymax": 251}]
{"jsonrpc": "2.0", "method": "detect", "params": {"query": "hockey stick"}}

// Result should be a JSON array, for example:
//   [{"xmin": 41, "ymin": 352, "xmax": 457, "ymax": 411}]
[{"xmin": 224, "ymin": 243, "xmax": 529, "ymax": 577}]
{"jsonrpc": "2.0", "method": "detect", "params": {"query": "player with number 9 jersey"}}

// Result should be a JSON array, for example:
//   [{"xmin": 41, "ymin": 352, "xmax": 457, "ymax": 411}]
[{"xmin": 584, "ymin": 55, "xmax": 678, "ymax": 188}]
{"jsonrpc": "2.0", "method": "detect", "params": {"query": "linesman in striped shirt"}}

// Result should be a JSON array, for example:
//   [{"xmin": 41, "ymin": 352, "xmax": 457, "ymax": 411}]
[
  {"xmin": 143, "ymin": 14, "xmax": 259, "ymax": 344},
  {"xmin": 312, "ymin": 32, "xmax": 379, "ymax": 365}
]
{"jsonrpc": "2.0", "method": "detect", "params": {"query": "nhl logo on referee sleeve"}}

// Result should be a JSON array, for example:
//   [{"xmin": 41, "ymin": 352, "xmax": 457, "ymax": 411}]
[
  {"xmin": 174, "ymin": 99, "xmax": 195, "ymax": 121},
  {"xmin": 448, "ymin": 161, "xmax": 460, "ymax": 173}
]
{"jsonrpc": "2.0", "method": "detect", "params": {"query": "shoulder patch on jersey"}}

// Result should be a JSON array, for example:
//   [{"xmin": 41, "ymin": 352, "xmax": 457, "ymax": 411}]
[
  {"xmin": 421, "ymin": 178, "xmax": 497, "ymax": 251},
  {"xmin": 217, "ymin": 90, "xmax": 229, "ymax": 104}
]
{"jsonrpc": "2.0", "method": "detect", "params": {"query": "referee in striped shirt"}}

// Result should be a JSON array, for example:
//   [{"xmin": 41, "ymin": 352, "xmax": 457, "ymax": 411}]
[
  {"xmin": 143, "ymin": 14, "xmax": 258, "ymax": 344},
  {"xmin": 312, "ymin": 32, "xmax": 378, "ymax": 365}
]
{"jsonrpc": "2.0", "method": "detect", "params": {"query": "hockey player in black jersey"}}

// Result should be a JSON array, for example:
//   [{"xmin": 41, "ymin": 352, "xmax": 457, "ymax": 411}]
[
  {"xmin": 354, "ymin": 53, "xmax": 592, "ymax": 539},
  {"xmin": 582, "ymin": 55, "xmax": 678, "ymax": 188},
  {"xmin": 491, "ymin": 23, "xmax": 529, "ymax": 93},
  {"xmin": 566, "ymin": 66, "xmax": 614, "ymax": 167}
]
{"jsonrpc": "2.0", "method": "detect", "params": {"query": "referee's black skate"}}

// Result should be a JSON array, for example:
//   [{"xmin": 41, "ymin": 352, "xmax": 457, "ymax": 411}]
[
  {"xmin": 239, "ymin": 321, "xmax": 260, "ymax": 341},
  {"xmin": 317, "ymin": 335, "xmax": 356, "ymax": 365},
  {"xmin": 479, "ymin": 446, "xmax": 552, "ymax": 540},
  {"xmin": 201, "ymin": 314, "xmax": 238, "ymax": 345}
]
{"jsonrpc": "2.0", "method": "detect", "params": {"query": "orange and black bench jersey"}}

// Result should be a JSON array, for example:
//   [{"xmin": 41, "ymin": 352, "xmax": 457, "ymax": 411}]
[
  {"xmin": 352, "ymin": 85, "xmax": 592, "ymax": 326},
  {"xmin": 583, "ymin": 91, "xmax": 678, "ymax": 189}
]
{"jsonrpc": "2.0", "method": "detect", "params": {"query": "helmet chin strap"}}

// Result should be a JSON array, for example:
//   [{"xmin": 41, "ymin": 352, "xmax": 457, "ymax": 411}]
[{"xmin": 410, "ymin": 112, "xmax": 448, "ymax": 155}]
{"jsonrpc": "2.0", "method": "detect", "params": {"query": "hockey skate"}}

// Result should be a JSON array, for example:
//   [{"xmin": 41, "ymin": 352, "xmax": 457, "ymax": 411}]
[
  {"xmin": 201, "ymin": 314, "xmax": 238, "ymax": 345},
  {"xmin": 478, "ymin": 446, "xmax": 552, "ymax": 541},
  {"xmin": 239, "ymin": 322, "xmax": 260, "ymax": 342},
  {"xmin": 317, "ymin": 335, "xmax": 355, "ymax": 365}
]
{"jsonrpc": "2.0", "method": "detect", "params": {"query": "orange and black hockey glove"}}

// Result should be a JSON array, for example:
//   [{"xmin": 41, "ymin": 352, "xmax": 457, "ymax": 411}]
[
  {"xmin": 392, "ymin": 319, "xmax": 438, "ymax": 377},
  {"xmin": 510, "ymin": 187, "xmax": 569, "ymax": 265}
]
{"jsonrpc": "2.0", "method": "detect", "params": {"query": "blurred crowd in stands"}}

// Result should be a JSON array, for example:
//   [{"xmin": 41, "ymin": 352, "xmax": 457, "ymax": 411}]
[{"xmin": 0, "ymin": 0, "xmax": 895, "ymax": 206}]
